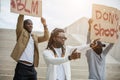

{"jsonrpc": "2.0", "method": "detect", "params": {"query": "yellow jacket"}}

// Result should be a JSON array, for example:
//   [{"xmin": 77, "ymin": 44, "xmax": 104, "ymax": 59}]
[{"xmin": 11, "ymin": 15, "xmax": 49, "ymax": 67}]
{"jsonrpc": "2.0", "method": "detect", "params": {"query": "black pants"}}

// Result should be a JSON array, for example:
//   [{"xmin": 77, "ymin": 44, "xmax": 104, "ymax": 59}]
[{"xmin": 13, "ymin": 62, "xmax": 37, "ymax": 80}]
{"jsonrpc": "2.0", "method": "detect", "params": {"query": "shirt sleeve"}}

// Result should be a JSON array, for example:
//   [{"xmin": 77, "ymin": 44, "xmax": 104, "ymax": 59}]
[
  {"xmin": 16, "ymin": 14, "xmax": 24, "ymax": 41},
  {"xmin": 103, "ymin": 43, "xmax": 114, "ymax": 56},
  {"xmin": 67, "ymin": 44, "xmax": 91, "ymax": 54},
  {"xmin": 43, "ymin": 50, "xmax": 69, "ymax": 65}
]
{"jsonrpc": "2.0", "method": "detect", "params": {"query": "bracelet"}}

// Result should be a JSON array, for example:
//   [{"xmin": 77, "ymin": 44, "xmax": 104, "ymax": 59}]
[
  {"xmin": 44, "ymin": 27, "xmax": 48, "ymax": 31},
  {"xmin": 68, "ymin": 56, "xmax": 71, "ymax": 60}
]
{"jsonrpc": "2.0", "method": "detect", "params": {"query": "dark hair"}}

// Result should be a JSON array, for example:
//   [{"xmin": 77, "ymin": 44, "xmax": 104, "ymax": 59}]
[
  {"xmin": 93, "ymin": 41, "xmax": 105, "ymax": 55},
  {"xmin": 23, "ymin": 19, "xmax": 32, "ymax": 28},
  {"xmin": 46, "ymin": 28, "xmax": 66, "ymax": 57},
  {"xmin": 97, "ymin": 41, "xmax": 106, "ymax": 47}
]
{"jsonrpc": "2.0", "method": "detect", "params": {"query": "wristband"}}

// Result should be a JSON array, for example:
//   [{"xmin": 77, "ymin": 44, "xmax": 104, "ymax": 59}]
[{"xmin": 68, "ymin": 56, "xmax": 71, "ymax": 60}]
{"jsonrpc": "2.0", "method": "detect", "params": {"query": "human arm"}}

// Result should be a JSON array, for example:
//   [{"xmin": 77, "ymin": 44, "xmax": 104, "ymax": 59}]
[
  {"xmin": 103, "ymin": 43, "xmax": 114, "ymax": 55},
  {"xmin": 38, "ymin": 17, "xmax": 49, "ymax": 42},
  {"xmin": 16, "ymin": 14, "xmax": 24, "ymax": 40},
  {"xmin": 87, "ymin": 18, "xmax": 93, "ymax": 43},
  {"xmin": 88, "ymin": 18, "xmax": 93, "ymax": 32},
  {"xmin": 43, "ymin": 50, "xmax": 69, "ymax": 65},
  {"xmin": 67, "ymin": 39, "xmax": 101, "ymax": 54},
  {"xmin": 43, "ymin": 49, "xmax": 80, "ymax": 65},
  {"xmin": 67, "ymin": 44, "xmax": 91, "ymax": 54}
]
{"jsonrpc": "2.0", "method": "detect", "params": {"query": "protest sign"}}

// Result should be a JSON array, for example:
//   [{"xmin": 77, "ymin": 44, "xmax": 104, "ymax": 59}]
[
  {"xmin": 91, "ymin": 4, "xmax": 120, "ymax": 43},
  {"xmin": 11, "ymin": 0, "xmax": 42, "ymax": 17}
]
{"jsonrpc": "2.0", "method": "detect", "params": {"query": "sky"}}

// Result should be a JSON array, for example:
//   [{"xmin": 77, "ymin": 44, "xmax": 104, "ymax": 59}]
[{"xmin": 0, "ymin": 0, "xmax": 120, "ymax": 31}]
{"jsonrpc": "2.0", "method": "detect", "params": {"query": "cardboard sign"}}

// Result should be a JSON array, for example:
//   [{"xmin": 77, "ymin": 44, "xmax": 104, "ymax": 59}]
[
  {"xmin": 11, "ymin": 0, "xmax": 42, "ymax": 17},
  {"xmin": 91, "ymin": 4, "xmax": 120, "ymax": 43}
]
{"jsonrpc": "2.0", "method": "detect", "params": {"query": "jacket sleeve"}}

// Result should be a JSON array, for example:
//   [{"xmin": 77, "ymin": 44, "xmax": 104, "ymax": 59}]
[
  {"xmin": 16, "ymin": 14, "xmax": 24, "ymax": 41},
  {"xmin": 38, "ymin": 27, "xmax": 49, "ymax": 43},
  {"xmin": 43, "ymin": 50, "xmax": 69, "ymax": 65}
]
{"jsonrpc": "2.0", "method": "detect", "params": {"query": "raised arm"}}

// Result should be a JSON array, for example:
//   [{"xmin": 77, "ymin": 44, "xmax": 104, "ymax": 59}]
[
  {"xmin": 38, "ymin": 17, "xmax": 49, "ymax": 42},
  {"xmin": 103, "ymin": 43, "xmax": 114, "ymax": 55},
  {"xmin": 87, "ymin": 18, "xmax": 93, "ymax": 43},
  {"xmin": 16, "ymin": 14, "xmax": 24, "ymax": 40}
]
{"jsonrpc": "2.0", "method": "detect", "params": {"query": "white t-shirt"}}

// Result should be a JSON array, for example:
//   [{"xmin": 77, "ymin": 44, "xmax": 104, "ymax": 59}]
[
  {"xmin": 43, "ymin": 44, "xmax": 91, "ymax": 80},
  {"xmin": 54, "ymin": 48, "xmax": 66, "ymax": 80},
  {"xmin": 19, "ymin": 35, "xmax": 34, "ymax": 64}
]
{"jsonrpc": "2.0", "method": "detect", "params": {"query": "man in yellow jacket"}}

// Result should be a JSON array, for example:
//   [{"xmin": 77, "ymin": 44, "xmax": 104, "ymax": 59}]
[{"xmin": 11, "ymin": 14, "xmax": 49, "ymax": 80}]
